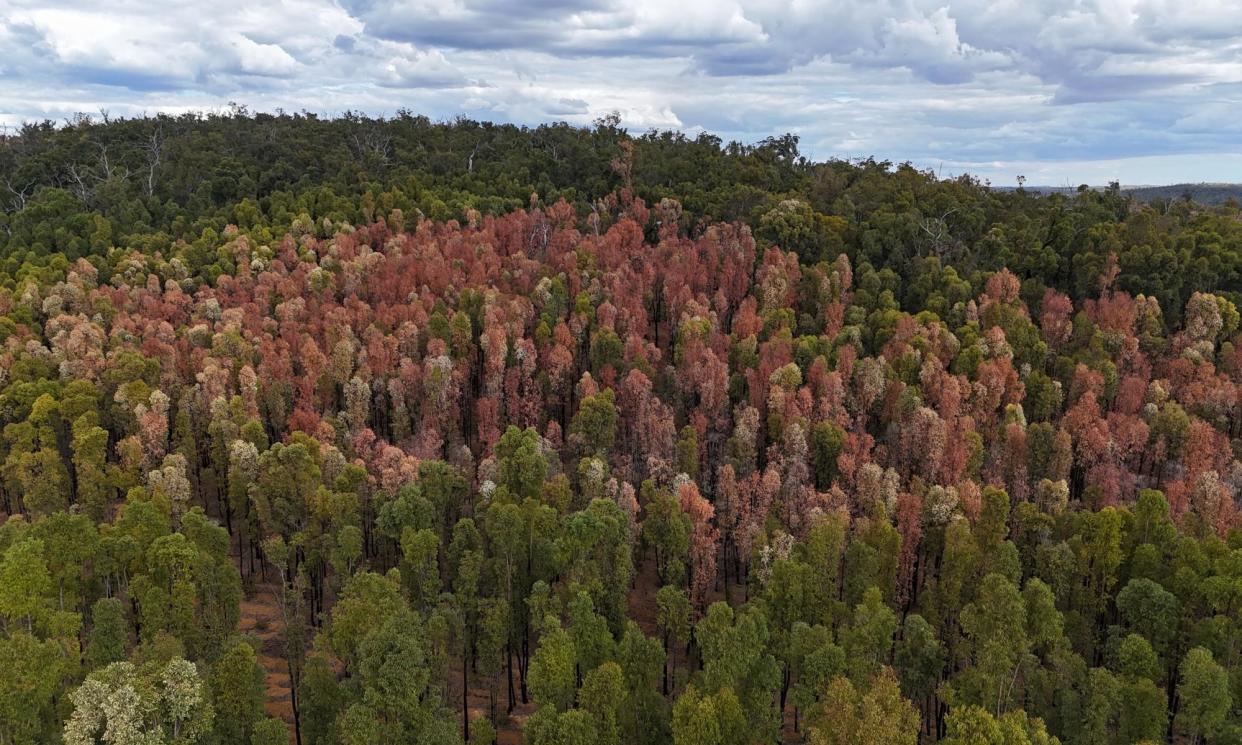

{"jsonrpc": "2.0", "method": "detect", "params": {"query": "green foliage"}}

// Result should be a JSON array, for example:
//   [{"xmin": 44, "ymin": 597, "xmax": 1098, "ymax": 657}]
[
  {"xmin": 251, "ymin": 718, "xmax": 290, "ymax": 745},
  {"xmin": 210, "ymin": 641, "xmax": 265, "ymax": 744},
  {"xmin": 0, "ymin": 631, "xmax": 68, "ymax": 743},
  {"xmin": 529, "ymin": 621, "xmax": 577, "ymax": 713},
  {"xmin": 86, "ymin": 597, "xmax": 128, "ymax": 668},
  {"xmin": 1176, "ymin": 647, "xmax": 1232, "ymax": 742}
]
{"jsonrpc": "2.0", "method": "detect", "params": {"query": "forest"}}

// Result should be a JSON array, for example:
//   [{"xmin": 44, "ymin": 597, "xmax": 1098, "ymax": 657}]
[{"xmin": 2, "ymin": 110, "xmax": 1242, "ymax": 745}]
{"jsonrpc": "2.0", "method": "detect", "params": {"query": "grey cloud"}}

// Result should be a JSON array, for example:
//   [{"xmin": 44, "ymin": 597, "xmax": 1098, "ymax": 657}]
[
  {"xmin": 546, "ymin": 97, "xmax": 590, "ymax": 115},
  {"xmin": 69, "ymin": 66, "xmax": 188, "ymax": 92}
]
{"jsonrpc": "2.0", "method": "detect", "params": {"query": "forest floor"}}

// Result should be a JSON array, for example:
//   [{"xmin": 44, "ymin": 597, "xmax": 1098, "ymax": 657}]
[{"xmin": 236, "ymin": 584, "xmax": 296, "ymax": 726}]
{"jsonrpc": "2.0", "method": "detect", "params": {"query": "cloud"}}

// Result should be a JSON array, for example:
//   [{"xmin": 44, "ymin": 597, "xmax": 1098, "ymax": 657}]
[
  {"xmin": 0, "ymin": 0, "xmax": 1239, "ymax": 185},
  {"xmin": 227, "ymin": 35, "xmax": 301, "ymax": 77},
  {"xmin": 378, "ymin": 45, "xmax": 477, "ymax": 88}
]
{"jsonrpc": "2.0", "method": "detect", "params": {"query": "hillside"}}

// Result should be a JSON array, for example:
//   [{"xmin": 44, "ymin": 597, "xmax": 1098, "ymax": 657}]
[
  {"xmin": 3, "ymin": 112, "xmax": 1242, "ymax": 745},
  {"xmin": 1125, "ymin": 183, "xmax": 1242, "ymax": 205}
]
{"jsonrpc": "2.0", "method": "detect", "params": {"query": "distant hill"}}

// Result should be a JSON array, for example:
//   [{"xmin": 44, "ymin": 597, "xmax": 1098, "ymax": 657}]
[
  {"xmin": 995, "ymin": 183, "xmax": 1242, "ymax": 205},
  {"xmin": 1123, "ymin": 183, "xmax": 1242, "ymax": 205}
]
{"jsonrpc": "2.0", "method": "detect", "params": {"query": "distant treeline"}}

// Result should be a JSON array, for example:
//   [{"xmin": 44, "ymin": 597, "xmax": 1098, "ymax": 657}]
[{"xmin": 998, "ymin": 183, "xmax": 1242, "ymax": 207}]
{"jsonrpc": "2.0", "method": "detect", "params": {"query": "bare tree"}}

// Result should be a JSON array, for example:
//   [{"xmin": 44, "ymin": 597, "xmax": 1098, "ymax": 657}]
[
  {"xmin": 918, "ymin": 207, "xmax": 959, "ymax": 257},
  {"xmin": 63, "ymin": 162, "xmax": 94, "ymax": 202},
  {"xmin": 2, "ymin": 178, "xmax": 32, "ymax": 212},
  {"xmin": 349, "ymin": 123, "xmax": 392, "ymax": 169},
  {"xmin": 59, "ymin": 140, "xmax": 131, "ymax": 205},
  {"xmin": 93, "ymin": 141, "xmax": 129, "ymax": 182},
  {"xmin": 143, "ymin": 126, "xmax": 164, "ymax": 198},
  {"xmin": 467, "ymin": 138, "xmax": 495, "ymax": 174}
]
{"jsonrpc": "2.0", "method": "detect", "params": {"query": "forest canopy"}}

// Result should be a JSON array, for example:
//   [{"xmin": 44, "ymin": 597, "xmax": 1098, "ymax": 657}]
[{"xmin": 2, "ymin": 110, "xmax": 1242, "ymax": 745}]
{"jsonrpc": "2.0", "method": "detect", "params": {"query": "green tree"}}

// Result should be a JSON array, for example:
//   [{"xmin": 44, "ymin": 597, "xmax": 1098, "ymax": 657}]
[
  {"xmin": 757, "ymin": 199, "xmax": 847, "ymax": 264},
  {"xmin": 72, "ymin": 414, "xmax": 113, "ymax": 521},
  {"xmin": 952, "ymin": 573, "xmax": 1028, "ymax": 716},
  {"xmin": 211, "ymin": 641, "xmax": 265, "ymax": 744},
  {"xmin": 1118, "ymin": 675, "xmax": 1167, "ymax": 744},
  {"xmin": 251, "ymin": 718, "xmax": 289, "ymax": 745},
  {"xmin": 86, "ymin": 597, "xmax": 128, "ymax": 668},
  {"xmin": 616, "ymin": 622, "xmax": 668, "ymax": 745},
  {"xmin": 695, "ymin": 602, "xmax": 780, "ymax": 738},
  {"xmin": 841, "ymin": 587, "xmax": 897, "ymax": 683},
  {"xmin": 894, "ymin": 613, "xmax": 943, "ymax": 722},
  {"xmin": 580, "ymin": 661, "xmax": 624, "ymax": 745},
  {"xmin": 1176, "ymin": 647, "xmax": 1231, "ymax": 744},
  {"xmin": 806, "ymin": 668, "xmax": 919, "ymax": 745},
  {"xmin": 808, "ymin": 421, "xmax": 845, "ymax": 491},
  {"xmin": 529, "ymin": 620, "xmax": 577, "ymax": 712},
  {"xmin": 298, "ymin": 654, "xmax": 342, "ymax": 745},
  {"xmin": 1115, "ymin": 578, "xmax": 1179, "ymax": 656},
  {"xmin": 0, "ymin": 537, "xmax": 53, "ymax": 632},
  {"xmin": 495, "ymin": 427, "xmax": 548, "ymax": 501},
  {"xmin": 656, "ymin": 585, "xmax": 692, "ymax": 693},
  {"xmin": 0, "ymin": 631, "xmax": 68, "ymax": 744},
  {"xmin": 570, "ymin": 389, "xmax": 618, "ymax": 457},
  {"xmin": 643, "ymin": 487, "xmax": 690, "ymax": 586},
  {"xmin": 670, "ymin": 685, "xmax": 745, "ymax": 745}
]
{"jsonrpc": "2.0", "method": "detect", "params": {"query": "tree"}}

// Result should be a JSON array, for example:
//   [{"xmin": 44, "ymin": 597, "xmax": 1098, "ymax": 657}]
[
  {"xmin": 644, "ymin": 486, "xmax": 691, "ymax": 587},
  {"xmin": 3, "ymin": 395, "xmax": 72, "ymax": 516},
  {"xmin": 0, "ymin": 631, "xmax": 68, "ymax": 744},
  {"xmin": 87, "ymin": 597, "xmax": 128, "ymax": 668},
  {"xmin": 495, "ymin": 427, "xmax": 548, "ymax": 501},
  {"xmin": 952, "ymin": 573, "xmax": 1028, "ymax": 716},
  {"xmin": 63, "ymin": 658, "xmax": 215, "ymax": 745},
  {"xmin": 670, "ymin": 685, "xmax": 745, "ymax": 745},
  {"xmin": 401, "ymin": 527, "xmax": 442, "ymax": 610},
  {"xmin": 616, "ymin": 622, "xmax": 668, "ymax": 745},
  {"xmin": 0, "ymin": 537, "xmax": 53, "ymax": 632},
  {"xmin": 352, "ymin": 612, "xmax": 454, "ymax": 744},
  {"xmin": 757, "ymin": 199, "xmax": 846, "ymax": 264},
  {"xmin": 529, "ymin": 621, "xmax": 577, "ymax": 713},
  {"xmin": 894, "ymin": 613, "xmax": 943, "ymax": 726},
  {"xmin": 568, "ymin": 591, "xmax": 615, "ymax": 683},
  {"xmin": 805, "ymin": 668, "xmax": 918, "ymax": 745},
  {"xmin": 1079, "ymin": 667, "xmax": 1120, "ymax": 745},
  {"xmin": 841, "ymin": 587, "xmax": 897, "ymax": 683},
  {"xmin": 809, "ymin": 421, "xmax": 845, "ymax": 490},
  {"xmin": 525, "ymin": 707, "xmax": 599, "ymax": 745},
  {"xmin": 694, "ymin": 602, "xmax": 780, "ymax": 738},
  {"xmin": 655, "ymin": 585, "xmax": 691, "ymax": 694},
  {"xmin": 1176, "ymin": 647, "xmax": 1230, "ymax": 744},
  {"xmin": 678, "ymin": 480, "xmax": 718, "ymax": 609},
  {"xmin": 73, "ymin": 415, "xmax": 114, "ymax": 520},
  {"xmin": 1118, "ymin": 675, "xmax": 1166, "ymax": 744},
  {"xmin": 570, "ymin": 389, "xmax": 618, "ymax": 457},
  {"xmin": 1115, "ymin": 578, "xmax": 1179, "ymax": 656},
  {"xmin": 298, "ymin": 655, "xmax": 342, "ymax": 745},
  {"xmin": 328, "ymin": 571, "xmax": 406, "ymax": 666},
  {"xmin": 251, "ymin": 718, "xmax": 289, "ymax": 745},
  {"xmin": 940, "ymin": 705, "xmax": 1001, "ymax": 745},
  {"xmin": 211, "ymin": 641, "xmax": 265, "ymax": 744},
  {"xmin": 580, "ymin": 661, "xmax": 624, "ymax": 745}
]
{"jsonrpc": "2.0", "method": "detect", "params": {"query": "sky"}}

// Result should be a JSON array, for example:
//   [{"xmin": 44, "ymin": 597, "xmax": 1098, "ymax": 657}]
[{"xmin": 1, "ymin": 0, "xmax": 1240, "ymax": 186}]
